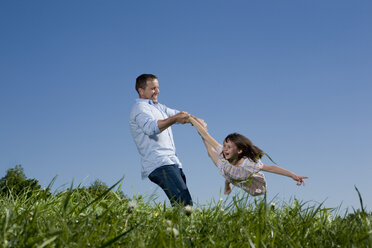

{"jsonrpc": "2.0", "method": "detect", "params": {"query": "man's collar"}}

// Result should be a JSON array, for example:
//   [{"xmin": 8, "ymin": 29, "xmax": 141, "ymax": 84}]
[{"xmin": 136, "ymin": 98, "xmax": 156, "ymax": 105}]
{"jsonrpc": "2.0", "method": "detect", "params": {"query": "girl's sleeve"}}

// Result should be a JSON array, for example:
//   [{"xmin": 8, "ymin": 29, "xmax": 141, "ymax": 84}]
[
  {"xmin": 256, "ymin": 159, "xmax": 264, "ymax": 171},
  {"xmin": 215, "ymin": 145, "xmax": 227, "ymax": 176},
  {"xmin": 245, "ymin": 159, "xmax": 264, "ymax": 173}
]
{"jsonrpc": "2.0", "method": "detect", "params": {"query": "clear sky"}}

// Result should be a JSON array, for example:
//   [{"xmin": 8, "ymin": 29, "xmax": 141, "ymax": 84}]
[{"xmin": 1, "ymin": 0, "xmax": 371, "ymax": 212}]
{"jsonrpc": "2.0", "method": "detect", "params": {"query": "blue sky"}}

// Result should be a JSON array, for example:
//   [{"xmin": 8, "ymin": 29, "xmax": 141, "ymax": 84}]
[{"xmin": 1, "ymin": 0, "xmax": 371, "ymax": 212}]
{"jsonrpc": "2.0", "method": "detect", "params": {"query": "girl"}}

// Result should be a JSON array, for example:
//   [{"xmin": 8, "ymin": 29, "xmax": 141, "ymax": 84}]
[{"xmin": 189, "ymin": 116, "xmax": 308, "ymax": 196}]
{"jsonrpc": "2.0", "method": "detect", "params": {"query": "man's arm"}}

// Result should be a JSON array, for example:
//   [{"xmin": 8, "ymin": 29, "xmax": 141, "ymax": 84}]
[
  {"xmin": 132, "ymin": 106, "xmax": 160, "ymax": 136},
  {"xmin": 157, "ymin": 111, "xmax": 190, "ymax": 132}
]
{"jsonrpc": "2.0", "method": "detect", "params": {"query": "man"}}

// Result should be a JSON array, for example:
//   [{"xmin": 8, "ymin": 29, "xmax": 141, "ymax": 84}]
[{"xmin": 129, "ymin": 74, "xmax": 193, "ymax": 206}]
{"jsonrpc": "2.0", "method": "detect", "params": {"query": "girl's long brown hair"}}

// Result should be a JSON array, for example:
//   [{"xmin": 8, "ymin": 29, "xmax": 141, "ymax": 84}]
[{"xmin": 224, "ymin": 133, "xmax": 264, "ymax": 163}]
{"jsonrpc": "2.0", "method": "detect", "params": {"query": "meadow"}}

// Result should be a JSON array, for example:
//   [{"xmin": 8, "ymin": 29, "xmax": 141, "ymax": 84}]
[{"xmin": 1, "ymin": 179, "xmax": 371, "ymax": 248}]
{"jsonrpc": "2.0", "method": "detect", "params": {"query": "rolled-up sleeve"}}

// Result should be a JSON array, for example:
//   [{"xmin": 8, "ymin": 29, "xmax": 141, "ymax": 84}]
[
  {"xmin": 129, "ymin": 99, "xmax": 183, "ymax": 178},
  {"xmin": 133, "ymin": 104, "xmax": 161, "ymax": 136}
]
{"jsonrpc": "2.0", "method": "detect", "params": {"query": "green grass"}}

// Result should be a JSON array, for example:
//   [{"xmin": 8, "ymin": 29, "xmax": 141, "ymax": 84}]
[{"xmin": 1, "ymin": 183, "xmax": 371, "ymax": 247}]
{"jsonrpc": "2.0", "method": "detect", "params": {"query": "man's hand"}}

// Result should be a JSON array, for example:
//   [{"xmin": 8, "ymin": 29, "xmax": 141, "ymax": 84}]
[
  {"xmin": 158, "ymin": 111, "xmax": 190, "ymax": 132},
  {"xmin": 175, "ymin": 111, "xmax": 191, "ymax": 124}
]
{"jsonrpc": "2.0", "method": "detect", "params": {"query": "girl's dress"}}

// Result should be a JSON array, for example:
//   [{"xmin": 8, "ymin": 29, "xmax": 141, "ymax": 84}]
[{"xmin": 216, "ymin": 145, "xmax": 267, "ymax": 196}]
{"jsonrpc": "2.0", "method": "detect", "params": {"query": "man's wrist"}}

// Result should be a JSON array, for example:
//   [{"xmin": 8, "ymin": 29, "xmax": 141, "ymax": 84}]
[{"xmin": 171, "ymin": 114, "xmax": 178, "ymax": 124}]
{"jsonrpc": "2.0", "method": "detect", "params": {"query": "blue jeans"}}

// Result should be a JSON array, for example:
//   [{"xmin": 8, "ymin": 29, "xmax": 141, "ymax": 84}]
[{"xmin": 148, "ymin": 164, "xmax": 193, "ymax": 206}]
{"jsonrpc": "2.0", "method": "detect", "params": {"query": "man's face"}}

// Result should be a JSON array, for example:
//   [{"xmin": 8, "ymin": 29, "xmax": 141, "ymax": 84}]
[{"xmin": 139, "ymin": 78, "xmax": 160, "ymax": 103}]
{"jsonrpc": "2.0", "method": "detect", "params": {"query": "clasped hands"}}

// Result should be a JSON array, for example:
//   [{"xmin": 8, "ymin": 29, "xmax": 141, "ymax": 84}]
[{"xmin": 176, "ymin": 112, "xmax": 207, "ymax": 129}]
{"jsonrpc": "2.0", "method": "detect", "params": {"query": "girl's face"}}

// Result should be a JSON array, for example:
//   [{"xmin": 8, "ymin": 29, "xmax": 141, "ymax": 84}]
[{"xmin": 223, "ymin": 140, "xmax": 242, "ymax": 161}]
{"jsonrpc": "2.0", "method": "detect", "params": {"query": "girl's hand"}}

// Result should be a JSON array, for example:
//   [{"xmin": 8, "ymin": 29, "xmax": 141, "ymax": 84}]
[
  {"xmin": 292, "ymin": 174, "xmax": 308, "ymax": 186},
  {"xmin": 190, "ymin": 115, "xmax": 207, "ymax": 130},
  {"xmin": 224, "ymin": 180, "xmax": 232, "ymax": 195},
  {"xmin": 175, "ymin": 111, "xmax": 191, "ymax": 124}
]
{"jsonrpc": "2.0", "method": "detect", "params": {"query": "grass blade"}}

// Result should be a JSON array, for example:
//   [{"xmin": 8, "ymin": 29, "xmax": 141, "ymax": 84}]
[{"xmin": 99, "ymin": 227, "xmax": 134, "ymax": 248}]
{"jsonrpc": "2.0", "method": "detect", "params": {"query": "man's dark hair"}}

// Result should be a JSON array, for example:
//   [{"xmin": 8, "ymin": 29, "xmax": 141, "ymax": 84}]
[{"xmin": 136, "ymin": 74, "xmax": 158, "ymax": 93}]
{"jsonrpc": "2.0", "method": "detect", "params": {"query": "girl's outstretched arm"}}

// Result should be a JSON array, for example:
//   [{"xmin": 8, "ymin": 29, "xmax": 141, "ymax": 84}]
[
  {"xmin": 189, "ymin": 116, "xmax": 220, "ymax": 148},
  {"xmin": 189, "ymin": 116, "xmax": 221, "ymax": 166},
  {"xmin": 262, "ymin": 164, "xmax": 308, "ymax": 186}
]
